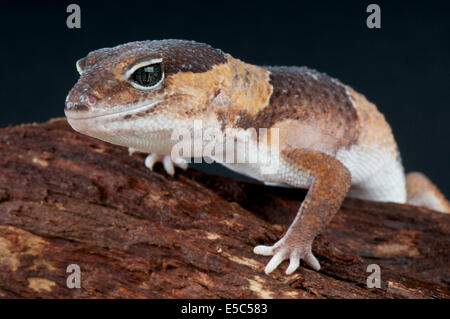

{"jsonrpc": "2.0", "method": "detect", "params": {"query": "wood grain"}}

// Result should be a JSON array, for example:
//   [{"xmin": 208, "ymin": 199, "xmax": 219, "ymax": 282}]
[{"xmin": 0, "ymin": 119, "xmax": 448, "ymax": 298}]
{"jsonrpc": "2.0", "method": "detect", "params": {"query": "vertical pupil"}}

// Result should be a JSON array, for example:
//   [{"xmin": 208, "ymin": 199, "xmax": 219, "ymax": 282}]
[{"xmin": 133, "ymin": 63, "xmax": 161, "ymax": 87}]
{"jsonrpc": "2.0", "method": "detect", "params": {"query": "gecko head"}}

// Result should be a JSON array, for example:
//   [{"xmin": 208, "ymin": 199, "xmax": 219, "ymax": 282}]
[{"xmin": 64, "ymin": 39, "xmax": 230, "ymax": 149}]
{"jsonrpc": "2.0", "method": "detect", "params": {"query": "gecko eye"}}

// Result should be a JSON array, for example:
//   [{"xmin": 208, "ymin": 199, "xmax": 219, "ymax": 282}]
[{"xmin": 129, "ymin": 62, "xmax": 163, "ymax": 89}]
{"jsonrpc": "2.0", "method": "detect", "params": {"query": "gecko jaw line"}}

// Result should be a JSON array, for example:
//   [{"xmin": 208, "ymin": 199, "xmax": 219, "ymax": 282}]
[{"xmin": 66, "ymin": 100, "xmax": 162, "ymax": 121}]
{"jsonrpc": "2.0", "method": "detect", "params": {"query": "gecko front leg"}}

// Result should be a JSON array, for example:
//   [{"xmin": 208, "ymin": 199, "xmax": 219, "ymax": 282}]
[
  {"xmin": 254, "ymin": 149, "xmax": 351, "ymax": 274},
  {"xmin": 128, "ymin": 148, "xmax": 188, "ymax": 176}
]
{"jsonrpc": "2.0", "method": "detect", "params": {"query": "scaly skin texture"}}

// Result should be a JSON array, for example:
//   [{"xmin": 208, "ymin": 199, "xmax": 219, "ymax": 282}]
[{"xmin": 65, "ymin": 39, "xmax": 450, "ymax": 275}]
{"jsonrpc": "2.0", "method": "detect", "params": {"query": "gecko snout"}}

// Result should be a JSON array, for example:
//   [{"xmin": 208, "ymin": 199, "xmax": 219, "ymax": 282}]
[{"xmin": 65, "ymin": 91, "xmax": 98, "ymax": 112}]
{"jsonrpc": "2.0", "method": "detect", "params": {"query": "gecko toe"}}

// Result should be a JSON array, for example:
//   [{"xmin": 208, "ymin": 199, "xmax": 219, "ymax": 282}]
[
  {"xmin": 264, "ymin": 251, "xmax": 286, "ymax": 274},
  {"xmin": 254, "ymin": 239, "xmax": 319, "ymax": 274},
  {"xmin": 173, "ymin": 158, "xmax": 189, "ymax": 170},
  {"xmin": 304, "ymin": 251, "xmax": 321, "ymax": 271},
  {"xmin": 285, "ymin": 251, "xmax": 301, "ymax": 275},
  {"xmin": 144, "ymin": 154, "xmax": 186, "ymax": 176},
  {"xmin": 162, "ymin": 156, "xmax": 175, "ymax": 176},
  {"xmin": 145, "ymin": 154, "xmax": 160, "ymax": 171},
  {"xmin": 253, "ymin": 245, "xmax": 274, "ymax": 256}
]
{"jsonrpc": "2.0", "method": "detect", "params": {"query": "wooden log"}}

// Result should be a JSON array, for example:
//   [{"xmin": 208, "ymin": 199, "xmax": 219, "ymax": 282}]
[{"xmin": 0, "ymin": 118, "xmax": 448, "ymax": 298}]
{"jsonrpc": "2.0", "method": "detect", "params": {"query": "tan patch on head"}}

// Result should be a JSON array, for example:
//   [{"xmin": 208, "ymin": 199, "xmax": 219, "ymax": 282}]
[
  {"xmin": 165, "ymin": 55, "xmax": 272, "ymax": 120},
  {"xmin": 228, "ymin": 56, "xmax": 273, "ymax": 115}
]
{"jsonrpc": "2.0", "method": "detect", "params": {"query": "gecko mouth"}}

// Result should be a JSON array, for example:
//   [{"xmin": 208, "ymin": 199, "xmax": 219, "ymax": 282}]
[{"xmin": 65, "ymin": 100, "xmax": 162, "ymax": 121}]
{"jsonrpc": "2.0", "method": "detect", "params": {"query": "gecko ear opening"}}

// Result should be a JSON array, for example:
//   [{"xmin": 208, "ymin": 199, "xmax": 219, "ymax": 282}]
[{"xmin": 76, "ymin": 58, "xmax": 85, "ymax": 75}]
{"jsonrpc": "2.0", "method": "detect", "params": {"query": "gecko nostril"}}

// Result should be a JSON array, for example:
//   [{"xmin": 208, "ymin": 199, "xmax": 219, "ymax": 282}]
[{"xmin": 87, "ymin": 96, "xmax": 97, "ymax": 106}]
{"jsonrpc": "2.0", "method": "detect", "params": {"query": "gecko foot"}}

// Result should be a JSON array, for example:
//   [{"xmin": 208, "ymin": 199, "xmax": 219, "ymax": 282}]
[
  {"xmin": 128, "ymin": 149, "xmax": 188, "ymax": 176},
  {"xmin": 144, "ymin": 154, "xmax": 188, "ymax": 176},
  {"xmin": 253, "ymin": 238, "xmax": 320, "ymax": 275}
]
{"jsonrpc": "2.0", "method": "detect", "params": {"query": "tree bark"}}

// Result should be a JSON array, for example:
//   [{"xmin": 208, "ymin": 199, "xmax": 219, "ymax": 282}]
[{"xmin": 0, "ymin": 118, "xmax": 448, "ymax": 298}]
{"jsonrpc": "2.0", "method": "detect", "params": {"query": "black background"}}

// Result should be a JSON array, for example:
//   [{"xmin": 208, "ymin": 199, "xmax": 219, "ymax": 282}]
[{"xmin": 1, "ymin": 0, "xmax": 449, "ymax": 196}]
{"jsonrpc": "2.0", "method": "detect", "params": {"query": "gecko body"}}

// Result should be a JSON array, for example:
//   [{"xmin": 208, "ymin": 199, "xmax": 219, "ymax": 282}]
[{"xmin": 65, "ymin": 40, "xmax": 450, "ymax": 275}]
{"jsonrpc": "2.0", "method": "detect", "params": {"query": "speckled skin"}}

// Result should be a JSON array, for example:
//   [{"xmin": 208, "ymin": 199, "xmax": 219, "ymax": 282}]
[{"xmin": 65, "ymin": 39, "xmax": 450, "ymax": 275}]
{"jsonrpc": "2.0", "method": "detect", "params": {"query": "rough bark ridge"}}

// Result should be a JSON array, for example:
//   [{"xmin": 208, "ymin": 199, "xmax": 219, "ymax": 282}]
[{"xmin": 0, "ymin": 119, "xmax": 448, "ymax": 298}]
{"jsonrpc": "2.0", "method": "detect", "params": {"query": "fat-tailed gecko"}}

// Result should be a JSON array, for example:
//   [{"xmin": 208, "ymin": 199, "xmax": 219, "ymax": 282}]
[{"xmin": 65, "ymin": 40, "xmax": 450, "ymax": 275}]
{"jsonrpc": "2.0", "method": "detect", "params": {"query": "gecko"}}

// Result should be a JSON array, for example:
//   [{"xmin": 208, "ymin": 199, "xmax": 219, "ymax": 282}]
[{"xmin": 65, "ymin": 39, "xmax": 450, "ymax": 275}]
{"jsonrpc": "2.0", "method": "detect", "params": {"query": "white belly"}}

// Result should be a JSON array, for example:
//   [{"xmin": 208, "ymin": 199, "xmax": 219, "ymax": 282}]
[
  {"xmin": 337, "ymin": 145, "xmax": 407, "ymax": 203},
  {"xmin": 218, "ymin": 144, "xmax": 407, "ymax": 204}
]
